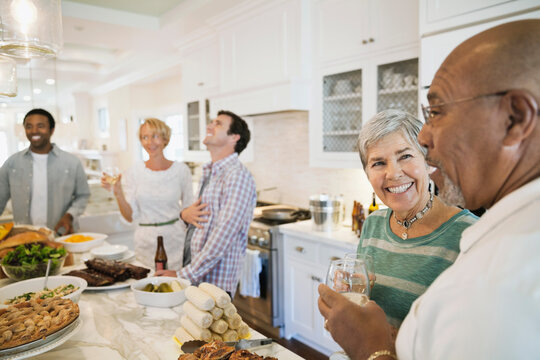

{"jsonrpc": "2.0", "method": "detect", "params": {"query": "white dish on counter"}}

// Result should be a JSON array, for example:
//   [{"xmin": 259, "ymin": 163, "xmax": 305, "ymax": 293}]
[
  {"xmin": 0, "ymin": 276, "xmax": 88, "ymax": 306},
  {"xmin": 56, "ymin": 232, "xmax": 107, "ymax": 253},
  {"xmin": 90, "ymin": 244, "xmax": 128, "ymax": 260},
  {"xmin": 131, "ymin": 276, "xmax": 190, "ymax": 307}
]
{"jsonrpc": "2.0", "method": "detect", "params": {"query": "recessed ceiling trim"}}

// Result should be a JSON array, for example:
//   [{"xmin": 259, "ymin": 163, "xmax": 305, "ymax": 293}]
[{"xmin": 62, "ymin": 2, "xmax": 160, "ymax": 30}]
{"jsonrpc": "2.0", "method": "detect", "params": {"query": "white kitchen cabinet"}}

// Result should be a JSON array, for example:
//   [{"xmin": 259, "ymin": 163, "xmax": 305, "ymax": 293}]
[
  {"xmin": 420, "ymin": 0, "xmax": 540, "ymax": 36},
  {"xmin": 281, "ymin": 226, "xmax": 357, "ymax": 356},
  {"xmin": 209, "ymin": 0, "xmax": 310, "ymax": 115},
  {"xmin": 314, "ymin": 0, "xmax": 419, "ymax": 65},
  {"xmin": 310, "ymin": 47, "xmax": 419, "ymax": 168},
  {"xmin": 183, "ymin": 99, "xmax": 211, "ymax": 163},
  {"xmin": 420, "ymin": 9, "xmax": 540, "ymax": 89}
]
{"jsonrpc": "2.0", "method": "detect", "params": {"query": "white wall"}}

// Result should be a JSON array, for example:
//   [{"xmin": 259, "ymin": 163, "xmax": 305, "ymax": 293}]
[{"xmin": 245, "ymin": 111, "xmax": 375, "ymax": 216}]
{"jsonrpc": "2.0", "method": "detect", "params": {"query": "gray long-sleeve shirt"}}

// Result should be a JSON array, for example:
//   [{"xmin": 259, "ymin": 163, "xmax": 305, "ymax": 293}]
[{"xmin": 0, "ymin": 144, "xmax": 90, "ymax": 230}]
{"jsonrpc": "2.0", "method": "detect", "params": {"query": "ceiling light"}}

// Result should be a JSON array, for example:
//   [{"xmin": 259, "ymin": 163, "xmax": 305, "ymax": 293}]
[
  {"xmin": 33, "ymin": 88, "xmax": 41, "ymax": 94},
  {"xmin": 0, "ymin": 55, "xmax": 17, "ymax": 97},
  {"xmin": 0, "ymin": 0, "xmax": 63, "ymax": 59},
  {"xmin": 23, "ymin": 95, "xmax": 31, "ymax": 101},
  {"xmin": 45, "ymin": 78, "xmax": 55, "ymax": 85},
  {"xmin": 1, "ymin": 103, "xmax": 7, "ymax": 108}
]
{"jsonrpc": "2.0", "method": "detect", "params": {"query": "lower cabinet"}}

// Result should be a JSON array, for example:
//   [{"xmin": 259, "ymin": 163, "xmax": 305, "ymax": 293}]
[{"xmin": 282, "ymin": 232, "xmax": 355, "ymax": 355}]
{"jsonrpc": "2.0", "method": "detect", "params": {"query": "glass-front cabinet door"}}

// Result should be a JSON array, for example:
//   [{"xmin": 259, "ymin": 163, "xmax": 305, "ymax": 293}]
[
  {"xmin": 322, "ymin": 69, "xmax": 363, "ymax": 153},
  {"xmin": 187, "ymin": 101, "xmax": 200, "ymax": 151},
  {"xmin": 377, "ymin": 58, "xmax": 418, "ymax": 115}
]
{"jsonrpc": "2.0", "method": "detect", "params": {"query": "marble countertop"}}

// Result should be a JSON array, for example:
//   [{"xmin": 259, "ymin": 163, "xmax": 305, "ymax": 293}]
[
  {"xmin": 0, "ymin": 261, "xmax": 304, "ymax": 359},
  {"xmin": 278, "ymin": 220, "xmax": 359, "ymax": 250}
]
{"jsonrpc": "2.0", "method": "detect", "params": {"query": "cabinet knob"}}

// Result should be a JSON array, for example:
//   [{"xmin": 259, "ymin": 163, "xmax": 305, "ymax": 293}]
[
  {"xmin": 362, "ymin": 39, "xmax": 368, "ymax": 44},
  {"xmin": 311, "ymin": 275, "xmax": 322, "ymax": 282},
  {"xmin": 368, "ymin": 38, "xmax": 374, "ymax": 43},
  {"xmin": 295, "ymin": 246, "xmax": 305, "ymax": 253},
  {"xmin": 330, "ymin": 256, "xmax": 340, "ymax": 261}
]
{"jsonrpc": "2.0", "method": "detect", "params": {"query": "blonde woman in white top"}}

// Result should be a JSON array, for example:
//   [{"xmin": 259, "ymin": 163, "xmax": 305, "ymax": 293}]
[{"xmin": 102, "ymin": 118, "xmax": 194, "ymax": 271}]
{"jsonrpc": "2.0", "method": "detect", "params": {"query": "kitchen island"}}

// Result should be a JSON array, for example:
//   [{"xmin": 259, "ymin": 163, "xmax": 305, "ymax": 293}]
[{"xmin": 0, "ymin": 261, "xmax": 304, "ymax": 359}]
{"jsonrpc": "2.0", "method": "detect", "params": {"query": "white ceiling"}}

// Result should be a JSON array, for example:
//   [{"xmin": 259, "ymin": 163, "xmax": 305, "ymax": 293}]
[{"xmin": 1, "ymin": 0, "xmax": 243, "ymax": 109}]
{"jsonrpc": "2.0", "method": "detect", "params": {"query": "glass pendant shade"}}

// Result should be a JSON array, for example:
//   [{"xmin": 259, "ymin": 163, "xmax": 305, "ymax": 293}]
[
  {"xmin": 0, "ymin": 55, "xmax": 17, "ymax": 97},
  {"xmin": 0, "ymin": 0, "xmax": 63, "ymax": 58}
]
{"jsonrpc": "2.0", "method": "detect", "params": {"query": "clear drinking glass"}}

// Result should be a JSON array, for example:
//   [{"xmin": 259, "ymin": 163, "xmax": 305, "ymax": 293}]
[
  {"xmin": 344, "ymin": 253, "xmax": 375, "ymax": 289},
  {"xmin": 103, "ymin": 166, "xmax": 120, "ymax": 186},
  {"xmin": 325, "ymin": 258, "xmax": 370, "ymax": 360},
  {"xmin": 326, "ymin": 258, "xmax": 370, "ymax": 306}
]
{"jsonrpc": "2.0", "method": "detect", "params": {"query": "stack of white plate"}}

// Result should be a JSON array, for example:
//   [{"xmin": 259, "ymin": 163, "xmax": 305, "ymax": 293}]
[{"xmin": 90, "ymin": 245, "xmax": 128, "ymax": 261}]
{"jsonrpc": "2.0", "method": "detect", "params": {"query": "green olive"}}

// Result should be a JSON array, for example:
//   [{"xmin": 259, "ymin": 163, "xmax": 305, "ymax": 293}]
[{"xmin": 142, "ymin": 284, "xmax": 154, "ymax": 292}]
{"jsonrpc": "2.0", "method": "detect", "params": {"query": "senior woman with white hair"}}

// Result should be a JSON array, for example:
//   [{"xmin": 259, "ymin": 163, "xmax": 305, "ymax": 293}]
[{"xmin": 356, "ymin": 109, "xmax": 477, "ymax": 328}]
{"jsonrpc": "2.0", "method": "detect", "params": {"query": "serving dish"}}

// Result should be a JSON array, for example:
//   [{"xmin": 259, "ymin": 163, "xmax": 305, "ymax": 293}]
[
  {"xmin": 2, "ymin": 254, "xmax": 67, "ymax": 281},
  {"xmin": 0, "ymin": 318, "xmax": 82, "ymax": 359},
  {"xmin": 55, "ymin": 232, "xmax": 107, "ymax": 253},
  {"xmin": 131, "ymin": 276, "xmax": 190, "ymax": 307},
  {"xmin": 90, "ymin": 244, "xmax": 128, "ymax": 260},
  {"xmin": 0, "ymin": 275, "xmax": 87, "ymax": 305}
]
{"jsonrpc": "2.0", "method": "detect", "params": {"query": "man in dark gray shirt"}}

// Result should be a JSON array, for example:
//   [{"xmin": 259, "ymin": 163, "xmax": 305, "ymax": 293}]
[{"xmin": 0, "ymin": 108, "xmax": 90, "ymax": 234}]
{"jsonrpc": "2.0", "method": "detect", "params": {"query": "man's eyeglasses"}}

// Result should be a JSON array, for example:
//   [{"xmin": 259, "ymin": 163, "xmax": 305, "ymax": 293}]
[{"xmin": 421, "ymin": 90, "xmax": 508, "ymax": 124}]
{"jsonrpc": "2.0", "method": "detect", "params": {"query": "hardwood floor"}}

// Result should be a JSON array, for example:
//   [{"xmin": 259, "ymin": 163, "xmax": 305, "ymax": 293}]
[{"xmin": 243, "ymin": 319, "xmax": 328, "ymax": 360}]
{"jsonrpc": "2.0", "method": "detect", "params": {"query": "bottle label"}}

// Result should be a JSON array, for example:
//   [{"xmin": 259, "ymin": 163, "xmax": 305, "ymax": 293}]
[{"xmin": 155, "ymin": 262, "xmax": 166, "ymax": 271}]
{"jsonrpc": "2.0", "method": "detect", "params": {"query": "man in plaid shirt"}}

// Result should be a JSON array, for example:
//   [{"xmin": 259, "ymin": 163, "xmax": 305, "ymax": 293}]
[{"xmin": 157, "ymin": 110, "xmax": 256, "ymax": 296}]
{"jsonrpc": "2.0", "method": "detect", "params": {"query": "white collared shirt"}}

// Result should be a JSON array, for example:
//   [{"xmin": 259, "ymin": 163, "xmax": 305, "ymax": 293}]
[
  {"xmin": 30, "ymin": 151, "xmax": 48, "ymax": 226},
  {"xmin": 397, "ymin": 177, "xmax": 540, "ymax": 360}
]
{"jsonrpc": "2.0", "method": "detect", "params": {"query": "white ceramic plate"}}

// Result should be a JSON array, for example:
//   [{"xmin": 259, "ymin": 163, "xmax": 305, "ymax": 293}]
[
  {"xmin": 56, "ymin": 232, "xmax": 108, "ymax": 253},
  {"xmin": 0, "ymin": 318, "xmax": 82, "ymax": 359},
  {"xmin": 90, "ymin": 244, "xmax": 128, "ymax": 260}
]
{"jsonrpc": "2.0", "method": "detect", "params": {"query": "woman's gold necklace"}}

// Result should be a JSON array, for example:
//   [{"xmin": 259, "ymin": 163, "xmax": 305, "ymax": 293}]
[{"xmin": 394, "ymin": 192, "xmax": 434, "ymax": 240}]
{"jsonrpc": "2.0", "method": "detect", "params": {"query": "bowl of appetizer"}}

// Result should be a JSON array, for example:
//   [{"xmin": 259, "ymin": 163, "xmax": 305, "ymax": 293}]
[
  {"xmin": 131, "ymin": 276, "xmax": 190, "ymax": 308},
  {"xmin": 0, "ymin": 275, "xmax": 87, "ymax": 305},
  {"xmin": 1, "ymin": 243, "xmax": 68, "ymax": 281},
  {"xmin": 56, "ymin": 232, "xmax": 107, "ymax": 253}
]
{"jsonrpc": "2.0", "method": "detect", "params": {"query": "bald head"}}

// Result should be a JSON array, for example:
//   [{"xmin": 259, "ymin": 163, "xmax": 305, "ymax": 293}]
[{"xmin": 443, "ymin": 19, "xmax": 540, "ymax": 100}]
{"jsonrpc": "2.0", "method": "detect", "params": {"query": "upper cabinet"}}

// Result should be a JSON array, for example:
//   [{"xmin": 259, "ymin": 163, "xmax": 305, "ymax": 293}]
[
  {"xmin": 315, "ymin": 0, "xmax": 419, "ymax": 65},
  {"xmin": 210, "ymin": 0, "xmax": 311, "ymax": 116},
  {"xmin": 420, "ymin": 0, "xmax": 540, "ymax": 36},
  {"xmin": 310, "ymin": 0, "xmax": 419, "ymax": 168}
]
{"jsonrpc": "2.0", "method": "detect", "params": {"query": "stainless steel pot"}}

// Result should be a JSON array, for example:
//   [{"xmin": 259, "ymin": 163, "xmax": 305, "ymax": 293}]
[{"xmin": 309, "ymin": 194, "xmax": 344, "ymax": 231}]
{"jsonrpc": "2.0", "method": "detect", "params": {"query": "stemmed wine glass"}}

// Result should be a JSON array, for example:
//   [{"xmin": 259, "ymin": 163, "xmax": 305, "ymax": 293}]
[
  {"xmin": 344, "ymin": 253, "xmax": 375, "ymax": 290},
  {"xmin": 325, "ymin": 258, "xmax": 371, "ymax": 360}
]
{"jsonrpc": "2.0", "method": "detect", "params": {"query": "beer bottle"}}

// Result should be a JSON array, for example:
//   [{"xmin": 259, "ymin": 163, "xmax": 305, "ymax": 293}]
[
  {"xmin": 357, "ymin": 203, "xmax": 366, "ymax": 237},
  {"xmin": 352, "ymin": 201, "xmax": 358, "ymax": 233},
  {"xmin": 368, "ymin": 192, "xmax": 379, "ymax": 214},
  {"xmin": 155, "ymin": 236, "xmax": 168, "ymax": 271}
]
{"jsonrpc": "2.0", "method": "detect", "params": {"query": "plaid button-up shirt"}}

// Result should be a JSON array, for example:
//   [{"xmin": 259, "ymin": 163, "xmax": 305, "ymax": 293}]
[{"xmin": 179, "ymin": 153, "xmax": 256, "ymax": 294}]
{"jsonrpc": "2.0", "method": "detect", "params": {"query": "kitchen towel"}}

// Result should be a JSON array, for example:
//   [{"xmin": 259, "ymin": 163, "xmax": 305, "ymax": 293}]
[{"xmin": 239, "ymin": 248, "xmax": 262, "ymax": 298}]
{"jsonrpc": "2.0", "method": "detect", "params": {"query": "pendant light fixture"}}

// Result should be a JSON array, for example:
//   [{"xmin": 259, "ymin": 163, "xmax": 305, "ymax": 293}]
[
  {"xmin": 0, "ymin": 55, "xmax": 17, "ymax": 97},
  {"xmin": 0, "ymin": 0, "xmax": 63, "ymax": 58}
]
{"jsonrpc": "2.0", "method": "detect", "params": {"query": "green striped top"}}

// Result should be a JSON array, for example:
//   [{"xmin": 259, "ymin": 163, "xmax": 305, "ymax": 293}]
[{"xmin": 357, "ymin": 207, "xmax": 477, "ymax": 328}]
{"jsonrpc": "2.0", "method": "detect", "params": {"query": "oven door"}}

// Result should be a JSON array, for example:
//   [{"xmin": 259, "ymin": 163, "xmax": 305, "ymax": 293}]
[{"xmin": 233, "ymin": 243, "xmax": 274, "ymax": 328}]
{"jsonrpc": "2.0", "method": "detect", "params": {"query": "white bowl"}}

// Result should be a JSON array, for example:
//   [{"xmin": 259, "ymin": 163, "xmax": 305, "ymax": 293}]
[
  {"xmin": 0, "ymin": 275, "xmax": 88, "ymax": 306},
  {"xmin": 56, "ymin": 232, "xmax": 107, "ymax": 253},
  {"xmin": 131, "ymin": 276, "xmax": 190, "ymax": 308},
  {"xmin": 90, "ymin": 245, "xmax": 128, "ymax": 260}
]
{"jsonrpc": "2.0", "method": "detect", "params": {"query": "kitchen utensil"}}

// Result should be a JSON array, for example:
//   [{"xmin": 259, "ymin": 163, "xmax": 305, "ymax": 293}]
[
  {"xmin": 43, "ymin": 259, "xmax": 52, "ymax": 290},
  {"xmin": 181, "ymin": 338, "xmax": 273, "ymax": 353},
  {"xmin": 309, "ymin": 194, "xmax": 344, "ymax": 231},
  {"xmin": 261, "ymin": 207, "xmax": 301, "ymax": 221}
]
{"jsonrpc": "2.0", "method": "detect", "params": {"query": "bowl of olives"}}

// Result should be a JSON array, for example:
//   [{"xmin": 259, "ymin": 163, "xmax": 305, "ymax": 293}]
[{"xmin": 131, "ymin": 276, "xmax": 190, "ymax": 308}]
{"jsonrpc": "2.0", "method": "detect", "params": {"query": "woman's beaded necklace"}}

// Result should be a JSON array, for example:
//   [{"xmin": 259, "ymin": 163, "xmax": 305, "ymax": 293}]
[{"xmin": 394, "ymin": 191, "xmax": 434, "ymax": 240}]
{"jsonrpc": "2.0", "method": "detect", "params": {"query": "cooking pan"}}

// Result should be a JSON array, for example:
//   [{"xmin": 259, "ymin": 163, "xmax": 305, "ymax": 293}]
[{"xmin": 261, "ymin": 207, "xmax": 301, "ymax": 221}]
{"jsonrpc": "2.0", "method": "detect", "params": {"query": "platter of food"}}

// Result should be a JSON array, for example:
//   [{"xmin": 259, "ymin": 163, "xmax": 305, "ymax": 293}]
[
  {"xmin": 63, "ymin": 258, "xmax": 151, "ymax": 291},
  {"xmin": 0, "ymin": 297, "xmax": 81, "ymax": 359}
]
